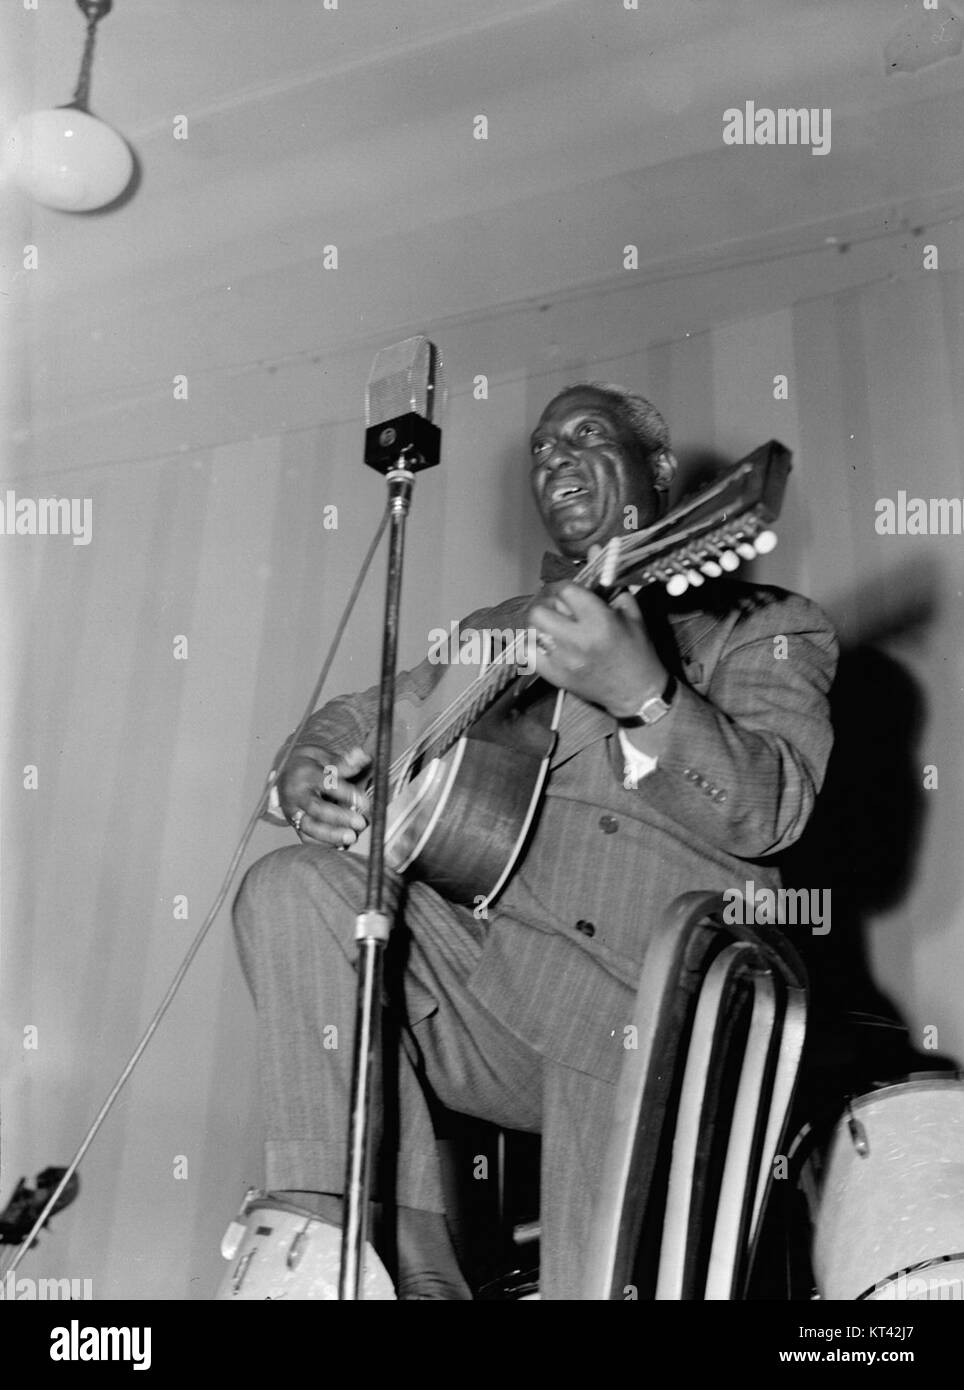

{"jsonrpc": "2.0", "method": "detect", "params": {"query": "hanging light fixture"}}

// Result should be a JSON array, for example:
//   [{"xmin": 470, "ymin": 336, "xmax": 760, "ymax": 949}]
[{"xmin": 4, "ymin": 0, "xmax": 134, "ymax": 213}]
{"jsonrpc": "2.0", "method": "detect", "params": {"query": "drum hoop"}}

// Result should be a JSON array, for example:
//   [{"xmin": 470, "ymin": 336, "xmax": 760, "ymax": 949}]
[
  {"xmin": 849, "ymin": 1074, "xmax": 964, "ymax": 1114},
  {"xmin": 796, "ymin": 1072, "xmax": 964, "ymax": 1174},
  {"xmin": 856, "ymin": 1251, "xmax": 964, "ymax": 1301},
  {"xmin": 239, "ymin": 1192, "xmax": 326, "ymax": 1224}
]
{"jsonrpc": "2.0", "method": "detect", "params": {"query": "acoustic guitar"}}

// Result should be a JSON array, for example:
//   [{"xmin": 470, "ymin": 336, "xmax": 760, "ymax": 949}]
[{"xmin": 350, "ymin": 440, "xmax": 791, "ymax": 911}]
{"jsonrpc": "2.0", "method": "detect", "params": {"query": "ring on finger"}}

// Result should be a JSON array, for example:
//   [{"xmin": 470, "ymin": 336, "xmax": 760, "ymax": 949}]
[
  {"xmin": 290, "ymin": 808, "xmax": 305, "ymax": 833},
  {"xmin": 535, "ymin": 630, "xmax": 556, "ymax": 654}
]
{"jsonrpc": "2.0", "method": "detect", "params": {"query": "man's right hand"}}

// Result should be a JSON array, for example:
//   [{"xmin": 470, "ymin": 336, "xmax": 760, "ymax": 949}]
[{"xmin": 277, "ymin": 745, "xmax": 372, "ymax": 847}]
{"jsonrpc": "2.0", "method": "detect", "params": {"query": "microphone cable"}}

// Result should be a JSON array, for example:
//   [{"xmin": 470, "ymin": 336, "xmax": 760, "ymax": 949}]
[{"xmin": 0, "ymin": 503, "xmax": 391, "ymax": 1279}]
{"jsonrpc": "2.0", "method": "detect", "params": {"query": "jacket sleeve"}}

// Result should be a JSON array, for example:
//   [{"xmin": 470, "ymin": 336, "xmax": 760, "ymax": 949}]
[{"xmin": 626, "ymin": 593, "xmax": 839, "ymax": 858}]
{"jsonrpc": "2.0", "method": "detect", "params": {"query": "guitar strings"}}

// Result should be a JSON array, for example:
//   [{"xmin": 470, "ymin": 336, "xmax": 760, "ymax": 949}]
[
  {"xmin": 386, "ymin": 543, "xmax": 611, "ymax": 777},
  {"xmin": 389, "ymin": 494, "xmax": 766, "ymax": 776},
  {"xmin": 386, "ymin": 514, "xmax": 694, "ymax": 772},
  {"xmin": 391, "ymin": 525, "xmax": 677, "ymax": 771}
]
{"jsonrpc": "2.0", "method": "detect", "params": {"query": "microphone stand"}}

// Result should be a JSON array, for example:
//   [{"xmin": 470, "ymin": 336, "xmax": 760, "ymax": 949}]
[{"xmin": 339, "ymin": 460, "xmax": 415, "ymax": 1300}]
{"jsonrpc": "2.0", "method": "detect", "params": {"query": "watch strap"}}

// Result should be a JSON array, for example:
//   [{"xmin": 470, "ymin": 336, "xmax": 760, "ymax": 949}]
[{"xmin": 616, "ymin": 674, "xmax": 678, "ymax": 728}]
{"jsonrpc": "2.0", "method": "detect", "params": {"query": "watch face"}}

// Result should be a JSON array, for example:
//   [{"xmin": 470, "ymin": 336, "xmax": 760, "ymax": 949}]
[
  {"xmin": 619, "ymin": 675, "xmax": 676, "ymax": 727},
  {"xmin": 639, "ymin": 696, "xmax": 669, "ymax": 724}
]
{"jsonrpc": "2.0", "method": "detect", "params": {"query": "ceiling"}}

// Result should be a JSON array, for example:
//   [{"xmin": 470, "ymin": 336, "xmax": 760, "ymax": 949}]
[{"xmin": 2, "ymin": 0, "xmax": 963, "ymax": 437}]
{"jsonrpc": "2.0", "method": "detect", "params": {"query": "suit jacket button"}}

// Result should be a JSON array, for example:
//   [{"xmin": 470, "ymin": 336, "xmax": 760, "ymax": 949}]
[
  {"xmin": 575, "ymin": 919, "xmax": 596, "ymax": 938},
  {"xmin": 598, "ymin": 814, "xmax": 618, "ymax": 834}
]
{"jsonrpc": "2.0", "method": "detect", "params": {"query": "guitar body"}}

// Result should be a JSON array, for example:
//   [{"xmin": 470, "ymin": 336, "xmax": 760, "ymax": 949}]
[{"xmin": 351, "ymin": 660, "xmax": 564, "ymax": 910}]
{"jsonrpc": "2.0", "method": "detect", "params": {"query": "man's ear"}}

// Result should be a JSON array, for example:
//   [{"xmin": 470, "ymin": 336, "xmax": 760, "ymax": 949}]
[{"xmin": 651, "ymin": 448, "xmax": 677, "ymax": 496}]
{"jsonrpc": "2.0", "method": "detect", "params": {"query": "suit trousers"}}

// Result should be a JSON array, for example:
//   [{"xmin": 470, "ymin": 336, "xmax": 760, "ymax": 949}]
[{"xmin": 232, "ymin": 842, "xmax": 625, "ymax": 1300}]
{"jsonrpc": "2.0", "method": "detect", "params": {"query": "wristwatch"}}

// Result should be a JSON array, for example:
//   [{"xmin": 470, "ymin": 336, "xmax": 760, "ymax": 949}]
[{"xmin": 615, "ymin": 674, "xmax": 678, "ymax": 728}]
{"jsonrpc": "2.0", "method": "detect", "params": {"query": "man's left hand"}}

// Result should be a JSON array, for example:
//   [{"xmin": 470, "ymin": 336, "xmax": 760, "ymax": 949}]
[{"xmin": 527, "ymin": 583, "xmax": 668, "ymax": 718}]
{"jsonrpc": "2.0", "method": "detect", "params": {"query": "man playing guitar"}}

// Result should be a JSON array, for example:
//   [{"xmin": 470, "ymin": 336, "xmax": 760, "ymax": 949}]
[{"xmin": 231, "ymin": 383, "xmax": 838, "ymax": 1299}]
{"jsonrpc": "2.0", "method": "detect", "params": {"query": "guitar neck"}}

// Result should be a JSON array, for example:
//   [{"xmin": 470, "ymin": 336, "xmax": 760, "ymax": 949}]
[{"xmin": 414, "ymin": 657, "xmax": 521, "ymax": 767}]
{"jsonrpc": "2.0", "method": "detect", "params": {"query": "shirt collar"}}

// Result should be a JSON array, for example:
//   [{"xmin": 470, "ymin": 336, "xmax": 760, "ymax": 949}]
[{"xmin": 539, "ymin": 551, "xmax": 586, "ymax": 583}]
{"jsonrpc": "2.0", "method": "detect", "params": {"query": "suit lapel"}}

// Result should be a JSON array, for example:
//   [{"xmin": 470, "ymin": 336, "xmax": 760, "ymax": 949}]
[{"xmin": 550, "ymin": 692, "xmax": 614, "ymax": 768}]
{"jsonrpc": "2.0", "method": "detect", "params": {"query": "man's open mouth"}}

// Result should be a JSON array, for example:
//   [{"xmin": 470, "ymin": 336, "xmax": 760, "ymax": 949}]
[{"xmin": 548, "ymin": 480, "xmax": 591, "ymax": 510}]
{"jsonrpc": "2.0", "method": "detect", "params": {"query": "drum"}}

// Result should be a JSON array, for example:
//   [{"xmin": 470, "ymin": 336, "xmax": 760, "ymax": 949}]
[
  {"xmin": 215, "ymin": 1193, "xmax": 396, "ymax": 1300},
  {"xmin": 812, "ymin": 1076, "xmax": 964, "ymax": 1300}
]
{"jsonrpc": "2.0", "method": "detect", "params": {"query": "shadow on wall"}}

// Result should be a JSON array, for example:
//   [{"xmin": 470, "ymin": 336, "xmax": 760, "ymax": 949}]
[
  {"xmin": 675, "ymin": 446, "xmax": 733, "ymax": 497},
  {"xmin": 779, "ymin": 556, "xmax": 960, "ymax": 1127}
]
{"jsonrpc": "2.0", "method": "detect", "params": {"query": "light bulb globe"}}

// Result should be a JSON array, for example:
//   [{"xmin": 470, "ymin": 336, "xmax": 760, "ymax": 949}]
[{"xmin": 4, "ymin": 107, "xmax": 134, "ymax": 211}]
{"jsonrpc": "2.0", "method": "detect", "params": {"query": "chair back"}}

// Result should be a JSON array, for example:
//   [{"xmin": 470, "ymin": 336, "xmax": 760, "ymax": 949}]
[{"xmin": 583, "ymin": 890, "xmax": 807, "ymax": 1300}]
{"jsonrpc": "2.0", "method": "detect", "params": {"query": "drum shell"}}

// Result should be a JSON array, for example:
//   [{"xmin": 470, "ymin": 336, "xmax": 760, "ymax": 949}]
[{"xmin": 813, "ymin": 1078, "xmax": 964, "ymax": 1300}]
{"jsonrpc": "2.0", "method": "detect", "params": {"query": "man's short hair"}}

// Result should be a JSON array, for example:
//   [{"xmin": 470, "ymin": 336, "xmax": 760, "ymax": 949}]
[{"xmin": 554, "ymin": 382, "xmax": 672, "ymax": 461}]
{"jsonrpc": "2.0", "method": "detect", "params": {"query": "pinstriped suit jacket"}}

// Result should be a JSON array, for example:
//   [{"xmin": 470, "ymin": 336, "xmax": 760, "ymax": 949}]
[{"xmin": 289, "ymin": 575, "xmax": 838, "ymax": 1082}]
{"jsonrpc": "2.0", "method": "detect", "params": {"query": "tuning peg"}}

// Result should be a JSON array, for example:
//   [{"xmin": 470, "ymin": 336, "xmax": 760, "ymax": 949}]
[
  {"xmin": 666, "ymin": 572, "xmax": 689, "ymax": 597},
  {"xmin": 699, "ymin": 560, "xmax": 723, "ymax": 578},
  {"xmin": 736, "ymin": 541, "xmax": 757, "ymax": 561},
  {"xmin": 684, "ymin": 568, "xmax": 704, "ymax": 587},
  {"xmin": 753, "ymin": 530, "xmax": 777, "ymax": 554},
  {"xmin": 719, "ymin": 549, "xmax": 740, "ymax": 571}
]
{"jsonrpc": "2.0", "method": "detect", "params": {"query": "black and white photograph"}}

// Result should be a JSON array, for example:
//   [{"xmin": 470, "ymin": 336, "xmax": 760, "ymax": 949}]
[{"xmin": 1, "ymin": 0, "xmax": 962, "ymax": 1353}]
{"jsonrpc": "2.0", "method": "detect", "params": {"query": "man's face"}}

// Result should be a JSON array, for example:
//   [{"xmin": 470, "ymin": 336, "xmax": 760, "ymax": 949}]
[{"xmin": 528, "ymin": 388, "xmax": 662, "ymax": 558}]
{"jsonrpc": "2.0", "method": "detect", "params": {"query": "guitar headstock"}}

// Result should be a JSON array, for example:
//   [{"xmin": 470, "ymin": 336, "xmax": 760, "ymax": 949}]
[{"xmin": 602, "ymin": 440, "xmax": 792, "ymax": 597}]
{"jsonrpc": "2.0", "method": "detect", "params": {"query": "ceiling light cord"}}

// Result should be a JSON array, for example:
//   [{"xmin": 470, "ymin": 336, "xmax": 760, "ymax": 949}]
[{"xmin": 70, "ymin": 1, "xmax": 112, "ymax": 111}]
